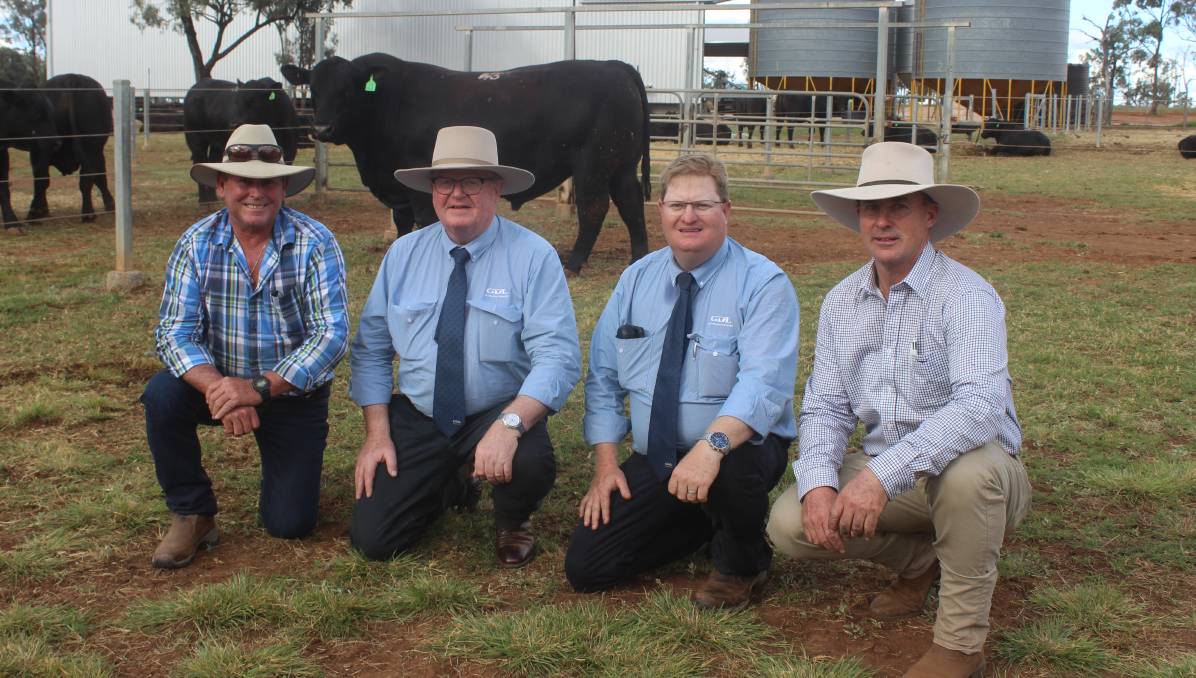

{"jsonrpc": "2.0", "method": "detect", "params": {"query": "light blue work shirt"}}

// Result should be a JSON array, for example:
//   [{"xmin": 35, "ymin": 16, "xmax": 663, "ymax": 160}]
[
  {"xmin": 349, "ymin": 216, "xmax": 581, "ymax": 417},
  {"xmin": 584, "ymin": 238, "xmax": 799, "ymax": 453}
]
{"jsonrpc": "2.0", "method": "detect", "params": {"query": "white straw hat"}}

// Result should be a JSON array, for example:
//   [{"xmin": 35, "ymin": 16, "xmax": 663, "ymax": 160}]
[
  {"xmin": 190, "ymin": 124, "xmax": 314, "ymax": 197},
  {"xmin": 811, "ymin": 142, "xmax": 980, "ymax": 241},
  {"xmin": 393, "ymin": 126, "xmax": 535, "ymax": 196}
]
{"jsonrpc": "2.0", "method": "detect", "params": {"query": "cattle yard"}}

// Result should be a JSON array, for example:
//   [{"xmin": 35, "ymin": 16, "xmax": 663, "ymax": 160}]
[{"xmin": 0, "ymin": 126, "xmax": 1194, "ymax": 677}]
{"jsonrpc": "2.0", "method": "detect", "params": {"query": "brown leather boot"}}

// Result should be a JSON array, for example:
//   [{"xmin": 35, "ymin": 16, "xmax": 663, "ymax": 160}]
[
  {"xmin": 692, "ymin": 571, "xmax": 767, "ymax": 611},
  {"xmin": 901, "ymin": 643, "xmax": 984, "ymax": 678},
  {"xmin": 869, "ymin": 559, "xmax": 940, "ymax": 619},
  {"xmin": 151, "ymin": 513, "xmax": 218, "ymax": 569},
  {"xmin": 495, "ymin": 521, "xmax": 536, "ymax": 568}
]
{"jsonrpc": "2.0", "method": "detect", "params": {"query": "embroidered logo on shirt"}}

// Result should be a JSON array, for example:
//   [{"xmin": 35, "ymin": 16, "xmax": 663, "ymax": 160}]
[
  {"xmin": 708, "ymin": 314, "xmax": 733, "ymax": 327},
  {"xmin": 485, "ymin": 287, "xmax": 509, "ymax": 298}
]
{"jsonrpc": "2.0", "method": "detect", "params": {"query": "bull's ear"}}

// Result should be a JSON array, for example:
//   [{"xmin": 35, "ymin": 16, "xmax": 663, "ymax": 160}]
[
  {"xmin": 280, "ymin": 64, "xmax": 309, "ymax": 86},
  {"xmin": 236, "ymin": 79, "xmax": 244, "ymax": 86},
  {"xmin": 267, "ymin": 79, "xmax": 282, "ymax": 89}
]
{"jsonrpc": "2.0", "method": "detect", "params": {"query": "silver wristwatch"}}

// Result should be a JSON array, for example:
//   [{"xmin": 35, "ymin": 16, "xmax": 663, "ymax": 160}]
[
  {"xmin": 500, "ymin": 412, "xmax": 525, "ymax": 435},
  {"xmin": 702, "ymin": 431, "xmax": 731, "ymax": 457}
]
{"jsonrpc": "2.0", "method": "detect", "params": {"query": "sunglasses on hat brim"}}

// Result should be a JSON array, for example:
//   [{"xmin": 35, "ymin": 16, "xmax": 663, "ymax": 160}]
[{"xmin": 224, "ymin": 143, "xmax": 283, "ymax": 164}]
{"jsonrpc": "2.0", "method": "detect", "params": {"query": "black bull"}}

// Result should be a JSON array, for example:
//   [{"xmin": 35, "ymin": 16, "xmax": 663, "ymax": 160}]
[{"xmin": 281, "ymin": 54, "xmax": 651, "ymax": 273}]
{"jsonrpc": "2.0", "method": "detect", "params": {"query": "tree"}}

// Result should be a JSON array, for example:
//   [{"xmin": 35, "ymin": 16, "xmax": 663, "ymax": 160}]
[
  {"xmin": 1114, "ymin": 0, "xmax": 1188, "ymax": 114},
  {"xmin": 0, "ymin": 44, "xmax": 37, "ymax": 83},
  {"xmin": 274, "ymin": 0, "xmax": 350, "ymax": 70},
  {"xmin": 1080, "ymin": 9, "xmax": 1135, "ymax": 120},
  {"xmin": 0, "ymin": 0, "xmax": 45, "ymax": 83},
  {"xmin": 130, "ymin": 0, "xmax": 350, "ymax": 83}
]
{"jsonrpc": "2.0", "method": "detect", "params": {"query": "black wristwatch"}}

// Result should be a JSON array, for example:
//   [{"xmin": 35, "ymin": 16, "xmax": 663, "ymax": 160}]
[{"xmin": 251, "ymin": 375, "xmax": 272, "ymax": 404}]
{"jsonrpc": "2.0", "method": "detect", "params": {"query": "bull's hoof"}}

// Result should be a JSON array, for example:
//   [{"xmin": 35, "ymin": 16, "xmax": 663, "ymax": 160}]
[
  {"xmin": 25, "ymin": 207, "xmax": 49, "ymax": 221},
  {"xmin": 4, "ymin": 226, "xmax": 26, "ymax": 236},
  {"xmin": 82, "ymin": 214, "xmax": 97, "ymax": 223},
  {"xmin": 564, "ymin": 268, "xmax": 579, "ymax": 280}
]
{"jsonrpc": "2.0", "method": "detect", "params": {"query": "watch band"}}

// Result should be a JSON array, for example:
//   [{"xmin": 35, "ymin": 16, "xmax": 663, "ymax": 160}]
[
  {"xmin": 702, "ymin": 431, "xmax": 731, "ymax": 457},
  {"xmin": 252, "ymin": 375, "xmax": 272, "ymax": 403}
]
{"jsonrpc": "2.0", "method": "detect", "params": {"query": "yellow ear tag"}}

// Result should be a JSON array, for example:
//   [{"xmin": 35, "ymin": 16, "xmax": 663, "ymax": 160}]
[
  {"xmin": 268, "ymin": 91, "xmax": 276, "ymax": 101},
  {"xmin": 364, "ymin": 75, "xmax": 377, "ymax": 93}
]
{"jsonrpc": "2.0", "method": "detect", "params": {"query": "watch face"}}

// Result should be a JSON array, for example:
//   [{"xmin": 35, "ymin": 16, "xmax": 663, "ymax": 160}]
[
  {"xmin": 502, "ymin": 413, "xmax": 522, "ymax": 428},
  {"xmin": 709, "ymin": 432, "xmax": 730, "ymax": 450}
]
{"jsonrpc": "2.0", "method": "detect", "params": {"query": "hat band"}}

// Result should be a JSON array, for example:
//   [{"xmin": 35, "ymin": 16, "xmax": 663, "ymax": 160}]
[
  {"xmin": 858, "ymin": 179, "xmax": 923, "ymax": 187},
  {"xmin": 431, "ymin": 157, "xmax": 495, "ymax": 168}
]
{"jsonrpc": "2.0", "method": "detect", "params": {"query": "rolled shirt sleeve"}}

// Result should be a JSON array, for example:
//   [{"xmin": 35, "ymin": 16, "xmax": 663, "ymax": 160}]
[
  {"xmin": 716, "ymin": 269, "xmax": 799, "ymax": 441},
  {"xmin": 155, "ymin": 235, "xmax": 216, "ymax": 377},
  {"xmin": 516, "ymin": 246, "xmax": 582, "ymax": 412}
]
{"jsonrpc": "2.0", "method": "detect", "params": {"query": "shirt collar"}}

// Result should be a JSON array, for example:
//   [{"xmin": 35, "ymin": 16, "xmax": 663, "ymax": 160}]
[
  {"xmin": 667, "ymin": 238, "xmax": 731, "ymax": 290},
  {"xmin": 439, "ymin": 215, "xmax": 500, "ymax": 262},
  {"xmin": 855, "ymin": 242, "xmax": 937, "ymax": 301}
]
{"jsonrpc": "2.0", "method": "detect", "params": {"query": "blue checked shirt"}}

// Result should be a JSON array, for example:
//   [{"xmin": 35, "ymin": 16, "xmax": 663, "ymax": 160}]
[
  {"xmin": 349, "ymin": 216, "xmax": 581, "ymax": 416},
  {"xmin": 794, "ymin": 244, "xmax": 1022, "ymax": 500},
  {"xmin": 585, "ymin": 238, "xmax": 799, "ymax": 452},
  {"xmin": 155, "ymin": 206, "xmax": 349, "ymax": 392}
]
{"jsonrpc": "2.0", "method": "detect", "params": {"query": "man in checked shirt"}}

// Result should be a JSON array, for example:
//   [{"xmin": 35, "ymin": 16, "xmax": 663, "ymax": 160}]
[
  {"xmin": 767, "ymin": 143, "xmax": 1031, "ymax": 678},
  {"xmin": 142, "ymin": 124, "xmax": 348, "ymax": 569}
]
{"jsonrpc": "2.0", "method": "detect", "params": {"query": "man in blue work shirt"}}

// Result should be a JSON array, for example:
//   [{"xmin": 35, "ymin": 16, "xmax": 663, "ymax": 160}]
[
  {"xmin": 766, "ymin": 143, "xmax": 1030, "ymax": 678},
  {"xmin": 565, "ymin": 153, "xmax": 799, "ymax": 610},
  {"xmin": 143, "ymin": 124, "xmax": 349, "ymax": 569},
  {"xmin": 348, "ymin": 126, "xmax": 581, "ymax": 568}
]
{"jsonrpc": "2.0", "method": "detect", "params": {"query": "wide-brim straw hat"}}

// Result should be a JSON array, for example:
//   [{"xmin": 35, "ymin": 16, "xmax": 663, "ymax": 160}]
[
  {"xmin": 811, "ymin": 141, "xmax": 980, "ymax": 242},
  {"xmin": 190, "ymin": 124, "xmax": 314, "ymax": 197},
  {"xmin": 393, "ymin": 125, "xmax": 535, "ymax": 196}
]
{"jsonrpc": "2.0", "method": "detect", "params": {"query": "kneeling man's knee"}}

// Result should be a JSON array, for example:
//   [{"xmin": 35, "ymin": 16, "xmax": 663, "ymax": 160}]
[{"xmin": 766, "ymin": 486, "xmax": 806, "ymax": 558}]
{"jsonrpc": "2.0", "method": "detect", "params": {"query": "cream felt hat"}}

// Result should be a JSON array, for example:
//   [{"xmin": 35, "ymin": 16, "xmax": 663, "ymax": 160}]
[
  {"xmin": 393, "ymin": 126, "xmax": 535, "ymax": 196},
  {"xmin": 190, "ymin": 124, "xmax": 314, "ymax": 197},
  {"xmin": 811, "ymin": 142, "xmax": 980, "ymax": 241}
]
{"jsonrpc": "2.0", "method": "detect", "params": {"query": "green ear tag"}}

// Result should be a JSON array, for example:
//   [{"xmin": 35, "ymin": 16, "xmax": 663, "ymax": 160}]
[
  {"xmin": 268, "ymin": 91, "xmax": 276, "ymax": 101},
  {"xmin": 364, "ymin": 75, "xmax": 377, "ymax": 93}
]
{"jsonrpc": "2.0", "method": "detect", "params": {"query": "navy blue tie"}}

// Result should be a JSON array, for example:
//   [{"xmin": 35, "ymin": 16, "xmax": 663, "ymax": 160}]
[
  {"xmin": 433, "ymin": 247, "xmax": 470, "ymax": 437},
  {"xmin": 646, "ymin": 271, "xmax": 696, "ymax": 480}
]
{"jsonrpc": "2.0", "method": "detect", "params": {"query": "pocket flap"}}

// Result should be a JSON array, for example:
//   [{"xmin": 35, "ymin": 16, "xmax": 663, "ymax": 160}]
[{"xmin": 467, "ymin": 298, "xmax": 523, "ymax": 323}]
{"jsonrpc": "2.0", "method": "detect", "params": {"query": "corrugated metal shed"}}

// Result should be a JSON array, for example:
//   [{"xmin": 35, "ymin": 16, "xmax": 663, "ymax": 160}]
[
  {"xmin": 47, "ymin": 0, "xmax": 699, "ymax": 96},
  {"xmin": 752, "ymin": 1, "xmax": 887, "ymax": 80}
]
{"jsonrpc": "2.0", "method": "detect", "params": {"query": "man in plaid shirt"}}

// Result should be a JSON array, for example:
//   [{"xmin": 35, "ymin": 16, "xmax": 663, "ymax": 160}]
[
  {"xmin": 767, "ymin": 143, "xmax": 1031, "ymax": 678},
  {"xmin": 141, "ymin": 125, "xmax": 348, "ymax": 569}
]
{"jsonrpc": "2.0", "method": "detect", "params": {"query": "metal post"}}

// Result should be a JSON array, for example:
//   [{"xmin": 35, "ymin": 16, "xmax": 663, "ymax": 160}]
[
  {"xmin": 763, "ymin": 94, "xmax": 775, "ymax": 177},
  {"xmin": 1095, "ymin": 97, "xmax": 1104, "ymax": 148},
  {"xmin": 936, "ymin": 26, "xmax": 955, "ymax": 182},
  {"xmin": 682, "ymin": 28, "xmax": 694, "ymax": 148},
  {"xmin": 824, "ymin": 94, "xmax": 833, "ymax": 153},
  {"xmin": 106, "ymin": 79, "xmax": 143, "ymax": 291},
  {"xmin": 563, "ymin": 8, "xmax": 576, "ymax": 60},
  {"xmin": 142, "ymin": 84, "xmax": 150, "ymax": 149},
  {"xmin": 873, "ymin": 6, "xmax": 889, "ymax": 144},
  {"xmin": 313, "ymin": 16, "xmax": 328, "ymax": 193},
  {"xmin": 464, "ymin": 29, "xmax": 474, "ymax": 70}
]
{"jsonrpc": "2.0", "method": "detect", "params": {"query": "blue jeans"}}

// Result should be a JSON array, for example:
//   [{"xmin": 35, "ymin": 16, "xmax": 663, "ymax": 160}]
[{"xmin": 141, "ymin": 369, "xmax": 330, "ymax": 539}]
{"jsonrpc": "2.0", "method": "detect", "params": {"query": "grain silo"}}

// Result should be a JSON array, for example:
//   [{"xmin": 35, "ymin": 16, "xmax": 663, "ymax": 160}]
[{"xmin": 897, "ymin": 0, "xmax": 1070, "ymax": 120}]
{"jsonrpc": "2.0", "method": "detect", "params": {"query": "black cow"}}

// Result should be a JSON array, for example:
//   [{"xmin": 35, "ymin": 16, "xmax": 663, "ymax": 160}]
[
  {"xmin": 0, "ymin": 79, "xmax": 58, "ymax": 233},
  {"xmin": 282, "ymin": 54, "xmax": 651, "ymax": 273},
  {"xmin": 718, "ymin": 96, "xmax": 767, "ymax": 148},
  {"xmin": 776, "ymin": 93, "xmax": 851, "ymax": 144},
  {"xmin": 1178, "ymin": 134, "xmax": 1196, "ymax": 159},
  {"xmin": 980, "ymin": 119, "xmax": 1051, "ymax": 156},
  {"xmin": 183, "ymin": 77, "xmax": 299, "ymax": 202},
  {"xmin": 26, "ymin": 74, "xmax": 115, "ymax": 224},
  {"xmin": 864, "ymin": 122, "xmax": 940, "ymax": 151}
]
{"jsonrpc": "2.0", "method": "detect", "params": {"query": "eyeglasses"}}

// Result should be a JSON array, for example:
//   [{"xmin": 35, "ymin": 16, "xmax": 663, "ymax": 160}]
[
  {"xmin": 662, "ymin": 200, "xmax": 724, "ymax": 214},
  {"xmin": 432, "ymin": 176, "xmax": 490, "ymax": 196},
  {"xmin": 225, "ymin": 143, "xmax": 283, "ymax": 164}
]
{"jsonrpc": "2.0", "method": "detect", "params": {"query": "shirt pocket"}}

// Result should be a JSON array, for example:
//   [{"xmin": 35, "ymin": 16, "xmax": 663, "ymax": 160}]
[
  {"xmin": 386, "ymin": 301, "xmax": 438, "ymax": 360},
  {"xmin": 615, "ymin": 335, "xmax": 655, "ymax": 392},
  {"xmin": 910, "ymin": 347, "xmax": 951, "ymax": 410},
  {"xmin": 268, "ymin": 283, "xmax": 304, "ymax": 341},
  {"xmin": 468, "ymin": 298, "xmax": 524, "ymax": 363},
  {"xmin": 694, "ymin": 335, "xmax": 739, "ymax": 399}
]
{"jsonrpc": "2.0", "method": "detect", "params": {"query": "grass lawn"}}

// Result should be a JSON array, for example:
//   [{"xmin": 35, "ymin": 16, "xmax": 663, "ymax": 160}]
[{"xmin": 0, "ymin": 129, "xmax": 1193, "ymax": 677}]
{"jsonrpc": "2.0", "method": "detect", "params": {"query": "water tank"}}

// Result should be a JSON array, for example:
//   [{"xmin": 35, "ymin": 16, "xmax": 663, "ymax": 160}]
[
  {"xmin": 909, "ymin": 0, "xmax": 1069, "ymax": 81},
  {"xmin": 752, "ymin": 1, "xmax": 894, "ymax": 81}
]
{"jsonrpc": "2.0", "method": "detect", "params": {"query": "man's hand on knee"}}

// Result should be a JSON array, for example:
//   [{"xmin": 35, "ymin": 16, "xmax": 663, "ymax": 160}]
[
  {"xmin": 220, "ymin": 406, "xmax": 260, "ymax": 437},
  {"xmin": 802, "ymin": 486, "xmax": 845, "ymax": 553},
  {"xmin": 355, "ymin": 434, "xmax": 397, "ymax": 499},
  {"xmin": 206, "ymin": 376, "xmax": 260, "ymax": 420},
  {"xmin": 829, "ymin": 468, "xmax": 888, "ymax": 541},
  {"xmin": 473, "ymin": 421, "xmax": 517, "ymax": 485}
]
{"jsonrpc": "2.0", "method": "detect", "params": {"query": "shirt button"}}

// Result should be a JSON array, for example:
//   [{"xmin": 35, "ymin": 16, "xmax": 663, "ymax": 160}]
[{"xmin": 712, "ymin": 351, "xmax": 719, "ymax": 357}]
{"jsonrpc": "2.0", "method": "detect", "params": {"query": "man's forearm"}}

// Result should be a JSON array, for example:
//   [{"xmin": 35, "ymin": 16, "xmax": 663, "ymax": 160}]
[
  {"xmin": 361, "ymin": 403, "xmax": 391, "ymax": 441},
  {"xmin": 181, "ymin": 364, "xmax": 224, "ymax": 394}
]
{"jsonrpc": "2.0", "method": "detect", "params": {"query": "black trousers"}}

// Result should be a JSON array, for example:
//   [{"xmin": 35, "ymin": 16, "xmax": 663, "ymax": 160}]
[
  {"xmin": 564, "ymin": 435, "xmax": 789, "ymax": 592},
  {"xmin": 349, "ymin": 395, "xmax": 556, "ymax": 561},
  {"xmin": 141, "ymin": 369, "xmax": 330, "ymax": 539}
]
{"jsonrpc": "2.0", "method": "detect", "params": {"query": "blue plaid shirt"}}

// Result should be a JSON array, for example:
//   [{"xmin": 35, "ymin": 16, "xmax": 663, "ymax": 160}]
[
  {"xmin": 154, "ymin": 206, "xmax": 349, "ymax": 392},
  {"xmin": 794, "ymin": 244, "xmax": 1021, "ymax": 500}
]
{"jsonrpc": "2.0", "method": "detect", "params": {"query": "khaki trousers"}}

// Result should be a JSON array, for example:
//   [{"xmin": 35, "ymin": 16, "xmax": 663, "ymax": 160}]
[{"xmin": 766, "ymin": 441, "xmax": 1031, "ymax": 652}]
